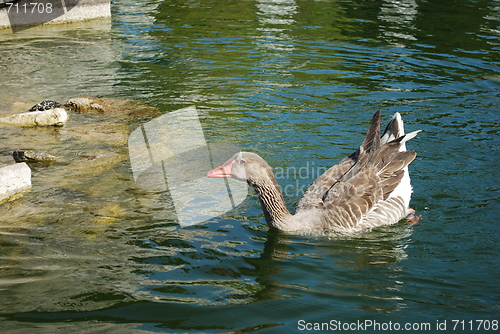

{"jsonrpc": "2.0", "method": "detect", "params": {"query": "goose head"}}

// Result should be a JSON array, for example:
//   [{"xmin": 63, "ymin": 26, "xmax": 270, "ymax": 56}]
[
  {"xmin": 207, "ymin": 151, "xmax": 292, "ymax": 229},
  {"xmin": 206, "ymin": 151, "xmax": 275, "ymax": 187}
]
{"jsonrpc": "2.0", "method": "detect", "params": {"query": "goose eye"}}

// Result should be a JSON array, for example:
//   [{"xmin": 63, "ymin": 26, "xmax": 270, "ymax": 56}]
[{"xmin": 239, "ymin": 159, "xmax": 246, "ymax": 165}]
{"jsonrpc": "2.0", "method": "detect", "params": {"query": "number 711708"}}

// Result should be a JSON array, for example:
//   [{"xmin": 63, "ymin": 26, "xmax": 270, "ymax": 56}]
[
  {"xmin": 452, "ymin": 320, "xmax": 498, "ymax": 331},
  {"xmin": 6, "ymin": 2, "xmax": 54, "ymax": 14}
]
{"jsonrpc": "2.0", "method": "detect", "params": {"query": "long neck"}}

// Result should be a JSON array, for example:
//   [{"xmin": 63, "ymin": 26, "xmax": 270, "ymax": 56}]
[{"xmin": 250, "ymin": 174, "xmax": 292, "ymax": 231}]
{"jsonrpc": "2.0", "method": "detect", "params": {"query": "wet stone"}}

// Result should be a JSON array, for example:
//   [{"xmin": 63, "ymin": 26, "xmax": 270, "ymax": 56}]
[
  {"xmin": 65, "ymin": 96, "xmax": 162, "ymax": 118},
  {"xmin": 0, "ymin": 108, "xmax": 69, "ymax": 127},
  {"xmin": 29, "ymin": 100, "xmax": 62, "ymax": 111},
  {"xmin": 13, "ymin": 150, "xmax": 58, "ymax": 164}
]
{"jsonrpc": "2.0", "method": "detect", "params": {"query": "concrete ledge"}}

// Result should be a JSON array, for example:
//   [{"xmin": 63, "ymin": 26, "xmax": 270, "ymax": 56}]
[
  {"xmin": 0, "ymin": 0, "xmax": 110, "ymax": 30},
  {"xmin": 0, "ymin": 162, "xmax": 31, "ymax": 204}
]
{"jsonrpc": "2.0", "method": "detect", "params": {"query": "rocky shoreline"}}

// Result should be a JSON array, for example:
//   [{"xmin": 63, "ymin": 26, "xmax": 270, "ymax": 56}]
[{"xmin": 0, "ymin": 97, "xmax": 161, "ymax": 211}]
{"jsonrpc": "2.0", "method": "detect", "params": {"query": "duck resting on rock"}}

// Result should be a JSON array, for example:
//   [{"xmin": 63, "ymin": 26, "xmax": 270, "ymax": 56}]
[{"xmin": 207, "ymin": 111, "xmax": 421, "ymax": 234}]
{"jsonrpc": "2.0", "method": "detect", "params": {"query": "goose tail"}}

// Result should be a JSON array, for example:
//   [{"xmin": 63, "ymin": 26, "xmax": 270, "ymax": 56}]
[
  {"xmin": 382, "ymin": 112, "xmax": 422, "ymax": 210},
  {"xmin": 381, "ymin": 112, "xmax": 404, "ymax": 144}
]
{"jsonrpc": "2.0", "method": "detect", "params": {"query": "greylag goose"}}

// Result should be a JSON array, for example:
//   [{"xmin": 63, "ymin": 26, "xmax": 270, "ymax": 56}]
[{"xmin": 207, "ymin": 111, "xmax": 421, "ymax": 234}]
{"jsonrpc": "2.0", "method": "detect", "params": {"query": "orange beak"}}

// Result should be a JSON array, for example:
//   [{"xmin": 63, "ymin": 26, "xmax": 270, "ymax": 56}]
[{"xmin": 207, "ymin": 159, "xmax": 233, "ymax": 178}]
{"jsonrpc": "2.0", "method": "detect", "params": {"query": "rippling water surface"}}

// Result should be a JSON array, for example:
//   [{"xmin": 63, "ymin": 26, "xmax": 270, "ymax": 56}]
[{"xmin": 0, "ymin": 0, "xmax": 499, "ymax": 333}]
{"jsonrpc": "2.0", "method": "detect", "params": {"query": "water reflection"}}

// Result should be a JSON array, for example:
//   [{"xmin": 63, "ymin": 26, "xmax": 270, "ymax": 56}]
[
  {"xmin": 251, "ymin": 0, "xmax": 299, "ymax": 117},
  {"xmin": 255, "ymin": 0, "xmax": 296, "ymax": 54},
  {"xmin": 256, "ymin": 0, "xmax": 297, "ymax": 26},
  {"xmin": 378, "ymin": 0, "xmax": 418, "ymax": 47},
  {"xmin": 123, "ymin": 222, "xmax": 414, "ymax": 308},
  {"xmin": 0, "ymin": 19, "xmax": 117, "ymax": 103}
]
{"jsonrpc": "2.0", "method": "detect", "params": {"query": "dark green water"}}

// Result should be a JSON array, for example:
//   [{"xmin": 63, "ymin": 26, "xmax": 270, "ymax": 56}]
[{"xmin": 1, "ymin": 0, "xmax": 499, "ymax": 333}]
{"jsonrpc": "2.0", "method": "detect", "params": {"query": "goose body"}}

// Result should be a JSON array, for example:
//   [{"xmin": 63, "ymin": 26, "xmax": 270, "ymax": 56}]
[{"xmin": 207, "ymin": 111, "xmax": 421, "ymax": 234}]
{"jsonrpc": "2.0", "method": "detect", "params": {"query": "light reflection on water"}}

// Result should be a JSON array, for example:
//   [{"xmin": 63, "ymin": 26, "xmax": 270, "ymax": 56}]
[{"xmin": 1, "ymin": 0, "xmax": 499, "ymax": 332}]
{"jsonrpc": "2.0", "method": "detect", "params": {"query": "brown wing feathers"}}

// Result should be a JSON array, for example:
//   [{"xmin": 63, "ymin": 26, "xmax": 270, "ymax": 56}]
[
  {"xmin": 360, "ymin": 110, "xmax": 381, "ymax": 153},
  {"xmin": 295, "ymin": 110, "xmax": 418, "ymax": 229},
  {"xmin": 319, "ymin": 112, "xmax": 417, "ymax": 228},
  {"xmin": 294, "ymin": 155, "xmax": 356, "ymax": 212}
]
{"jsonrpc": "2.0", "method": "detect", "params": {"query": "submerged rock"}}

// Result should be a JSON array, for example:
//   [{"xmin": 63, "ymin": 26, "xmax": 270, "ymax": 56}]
[
  {"xmin": 65, "ymin": 96, "xmax": 161, "ymax": 118},
  {"xmin": 63, "ymin": 150, "xmax": 126, "ymax": 180},
  {"xmin": 0, "ymin": 108, "xmax": 69, "ymax": 127},
  {"xmin": 0, "ymin": 162, "xmax": 31, "ymax": 204},
  {"xmin": 60, "ymin": 123, "xmax": 129, "ymax": 146},
  {"xmin": 13, "ymin": 150, "xmax": 58, "ymax": 164},
  {"xmin": 65, "ymin": 97, "xmax": 103, "ymax": 113},
  {"xmin": 90, "ymin": 202, "xmax": 127, "ymax": 224}
]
